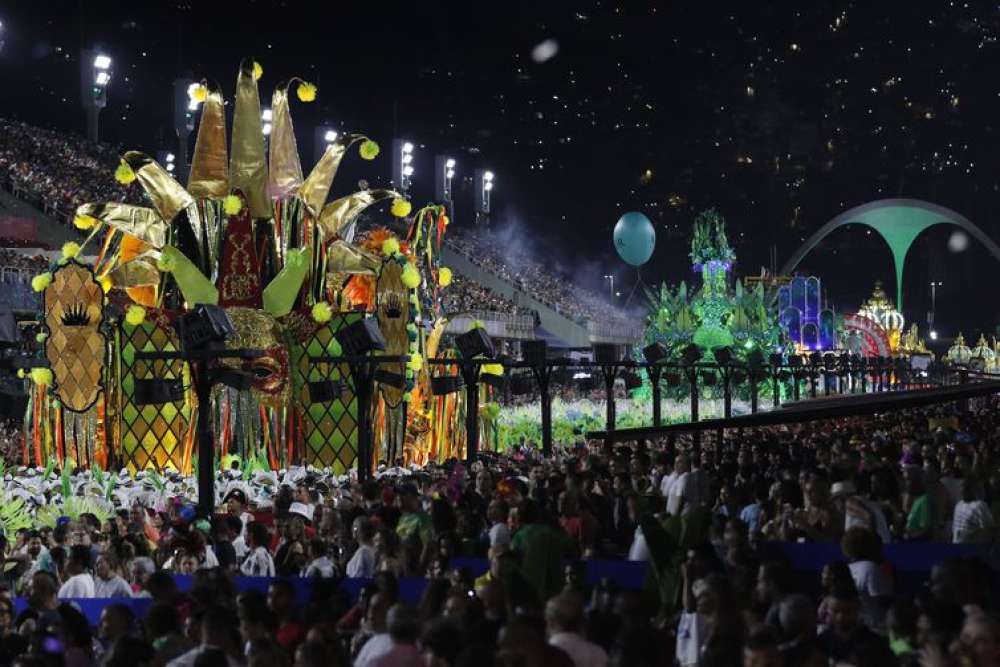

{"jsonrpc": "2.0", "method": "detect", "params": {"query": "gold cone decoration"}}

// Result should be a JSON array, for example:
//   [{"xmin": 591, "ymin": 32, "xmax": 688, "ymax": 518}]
[
  {"xmin": 317, "ymin": 189, "xmax": 400, "ymax": 240},
  {"xmin": 122, "ymin": 151, "xmax": 195, "ymax": 224},
  {"xmin": 267, "ymin": 82, "xmax": 304, "ymax": 200},
  {"xmin": 299, "ymin": 134, "xmax": 367, "ymax": 218},
  {"xmin": 326, "ymin": 240, "xmax": 381, "ymax": 275},
  {"xmin": 188, "ymin": 82, "xmax": 230, "ymax": 199},
  {"xmin": 74, "ymin": 203, "xmax": 168, "ymax": 249},
  {"xmin": 230, "ymin": 59, "xmax": 271, "ymax": 219}
]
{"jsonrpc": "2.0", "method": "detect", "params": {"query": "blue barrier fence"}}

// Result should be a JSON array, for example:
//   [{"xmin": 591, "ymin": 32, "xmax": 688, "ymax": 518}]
[{"xmin": 13, "ymin": 544, "xmax": 1000, "ymax": 626}]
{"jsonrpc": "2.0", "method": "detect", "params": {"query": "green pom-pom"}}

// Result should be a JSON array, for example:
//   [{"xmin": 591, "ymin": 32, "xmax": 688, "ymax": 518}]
[
  {"xmin": 312, "ymin": 301, "xmax": 333, "ymax": 323},
  {"xmin": 401, "ymin": 263, "xmax": 421, "ymax": 289},
  {"xmin": 223, "ymin": 195, "xmax": 243, "ymax": 216}
]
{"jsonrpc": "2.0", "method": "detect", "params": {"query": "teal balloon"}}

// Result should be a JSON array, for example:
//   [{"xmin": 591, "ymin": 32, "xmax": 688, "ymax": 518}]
[{"xmin": 613, "ymin": 211, "xmax": 656, "ymax": 266}]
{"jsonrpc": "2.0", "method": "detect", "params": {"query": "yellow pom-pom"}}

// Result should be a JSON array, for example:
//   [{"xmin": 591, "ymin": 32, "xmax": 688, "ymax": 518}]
[
  {"xmin": 359, "ymin": 140, "xmax": 380, "ymax": 161},
  {"xmin": 381, "ymin": 237, "xmax": 400, "ymax": 257},
  {"xmin": 125, "ymin": 305, "xmax": 146, "ymax": 326},
  {"xmin": 30, "ymin": 368, "xmax": 53, "ymax": 386},
  {"xmin": 61, "ymin": 242, "xmax": 80, "ymax": 260},
  {"xmin": 438, "ymin": 267, "xmax": 452, "ymax": 287},
  {"xmin": 73, "ymin": 214, "xmax": 98, "ymax": 231},
  {"xmin": 114, "ymin": 161, "xmax": 136, "ymax": 185},
  {"xmin": 223, "ymin": 195, "xmax": 243, "ymax": 216},
  {"xmin": 406, "ymin": 353, "xmax": 423, "ymax": 372},
  {"xmin": 442, "ymin": 215, "xmax": 450, "ymax": 226},
  {"xmin": 99, "ymin": 276, "xmax": 113, "ymax": 293},
  {"xmin": 481, "ymin": 363, "xmax": 504, "ymax": 376},
  {"xmin": 190, "ymin": 84, "xmax": 208, "ymax": 102},
  {"xmin": 16, "ymin": 369, "xmax": 25, "ymax": 379},
  {"xmin": 31, "ymin": 273, "xmax": 52, "ymax": 293},
  {"xmin": 253, "ymin": 61, "xmax": 263, "ymax": 81},
  {"xmin": 391, "ymin": 198, "xmax": 412, "ymax": 218},
  {"xmin": 296, "ymin": 82, "xmax": 317, "ymax": 102},
  {"xmin": 401, "ymin": 263, "xmax": 421, "ymax": 289},
  {"xmin": 35, "ymin": 332, "xmax": 47, "ymax": 344},
  {"xmin": 311, "ymin": 301, "xmax": 332, "ymax": 323}
]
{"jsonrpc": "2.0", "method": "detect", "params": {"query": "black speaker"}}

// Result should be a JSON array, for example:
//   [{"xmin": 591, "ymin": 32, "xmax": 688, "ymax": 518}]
[
  {"xmin": 431, "ymin": 375, "xmax": 464, "ymax": 395},
  {"xmin": 592, "ymin": 344, "xmax": 620, "ymax": 364},
  {"xmin": 642, "ymin": 342, "xmax": 666, "ymax": 364},
  {"xmin": 374, "ymin": 370, "xmax": 406, "ymax": 389},
  {"xmin": 456, "ymin": 327, "xmax": 495, "ymax": 359},
  {"xmin": 511, "ymin": 374, "xmax": 534, "ymax": 395},
  {"xmin": 336, "ymin": 318, "xmax": 386, "ymax": 356},
  {"xmin": 623, "ymin": 371, "xmax": 643, "ymax": 390},
  {"xmin": 134, "ymin": 378, "xmax": 185, "ymax": 405},
  {"xmin": 309, "ymin": 380, "xmax": 345, "ymax": 403},
  {"xmin": 521, "ymin": 340, "xmax": 548, "ymax": 365}
]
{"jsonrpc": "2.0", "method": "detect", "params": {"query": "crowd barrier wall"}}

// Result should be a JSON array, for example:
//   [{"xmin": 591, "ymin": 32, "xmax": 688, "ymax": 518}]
[{"xmin": 12, "ymin": 544, "xmax": 1000, "ymax": 626}]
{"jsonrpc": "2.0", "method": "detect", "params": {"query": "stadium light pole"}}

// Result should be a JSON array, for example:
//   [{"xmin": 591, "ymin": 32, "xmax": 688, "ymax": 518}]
[
  {"xmin": 474, "ymin": 169, "xmax": 494, "ymax": 227},
  {"xmin": 435, "ymin": 155, "xmax": 456, "ymax": 218},
  {"xmin": 172, "ymin": 79, "xmax": 198, "ymax": 185},
  {"xmin": 81, "ymin": 50, "xmax": 112, "ymax": 142},
  {"xmin": 393, "ymin": 139, "xmax": 415, "ymax": 197}
]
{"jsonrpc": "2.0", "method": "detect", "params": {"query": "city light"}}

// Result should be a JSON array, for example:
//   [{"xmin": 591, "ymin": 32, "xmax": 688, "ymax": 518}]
[
  {"xmin": 930, "ymin": 330, "xmax": 938, "ymax": 340},
  {"xmin": 323, "ymin": 129, "xmax": 338, "ymax": 142},
  {"xmin": 93, "ymin": 54, "xmax": 112, "ymax": 70}
]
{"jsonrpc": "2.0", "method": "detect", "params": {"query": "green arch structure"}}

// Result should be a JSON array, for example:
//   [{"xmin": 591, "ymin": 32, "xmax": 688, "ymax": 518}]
[{"xmin": 781, "ymin": 198, "xmax": 1000, "ymax": 309}]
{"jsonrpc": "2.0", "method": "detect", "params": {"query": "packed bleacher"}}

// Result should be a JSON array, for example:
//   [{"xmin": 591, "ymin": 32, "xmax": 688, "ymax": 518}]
[
  {"xmin": 439, "ymin": 274, "xmax": 536, "ymax": 319},
  {"xmin": 0, "ymin": 118, "xmax": 143, "ymax": 231},
  {"xmin": 446, "ymin": 228, "xmax": 633, "ymax": 327},
  {"xmin": 0, "ymin": 400, "xmax": 994, "ymax": 665}
]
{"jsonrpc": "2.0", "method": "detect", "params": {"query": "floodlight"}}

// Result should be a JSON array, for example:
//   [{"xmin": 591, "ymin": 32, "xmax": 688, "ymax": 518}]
[
  {"xmin": 93, "ymin": 54, "xmax": 112, "ymax": 70},
  {"xmin": 712, "ymin": 346, "xmax": 734, "ymax": 365},
  {"xmin": 445, "ymin": 158, "xmax": 456, "ymax": 168},
  {"xmin": 402, "ymin": 165, "xmax": 414, "ymax": 177},
  {"xmin": 402, "ymin": 142, "xmax": 414, "ymax": 153},
  {"xmin": 456, "ymin": 328, "xmax": 495, "ymax": 360},
  {"xmin": 402, "ymin": 153, "xmax": 413, "ymax": 165},
  {"xmin": 308, "ymin": 380, "xmax": 346, "ymax": 404},
  {"xmin": 521, "ymin": 340, "xmax": 548, "ymax": 365},
  {"xmin": 166, "ymin": 163, "xmax": 175, "ymax": 172},
  {"xmin": 484, "ymin": 182, "xmax": 494, "ymax": 191},
  {"xmin": 324, "ymin": 130, "xmax": 338, "ymax": 142},
  {"xmin": 930, "ymin": 330, "xmax": 938, "ymax": 340},
  {"xmin": 261, "ymin": 109, "xmax": 273, "ymax": 121},
  {"xmin": 174, "ymin": 305, "xmax": 235, "ymax": 351},
  {"xmin": 134, "ymin": 379, "xmax": 184, "ymax": 405},
  {"xmin": 642, "ymin": 342, "xmax": 667, "ymax": 364},
  {"xmin": 188, "ymin": 99, "xmax": 200, "ymax": 111},
  {"xmin": 446, "ymin": 169, "xmax": 455, "ymax": 179},
  {"xmin": 335, "ymin": 318, "xmax": 386, "ymax": 356},
  {"xmin": 483, "ymin": 171, "xmax": 494, "ymax": 181},
  {"xmin": 95, "ymin": 71, "xmax": 111, "ymax": 86},
  {"xmin": 262, "ymin": 123, "xmax": 272, "ymax": 136},
  {"xmin": 165, "ymin": 153, "xmax": 175, "ymax": 163},
  {"xmin": 431, "ymin": 376, "xmax": 463, "ymax": 395}
]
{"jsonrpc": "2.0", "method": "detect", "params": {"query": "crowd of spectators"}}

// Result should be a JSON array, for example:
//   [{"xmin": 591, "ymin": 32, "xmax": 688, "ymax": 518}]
[
  {"xmin": 0, "ymin": 118, "xmax": 142, "ymax": 231},
  {"xmin": 0, "ymin": 401, "xmax": 995, "ymax": 666},
  {"xmin": 446, "ymin": 229, "xmax": 632, "ymax": 327},
  {"xmin": 438, "ymin": 275, "xmax": 535, "ymax": 319}
]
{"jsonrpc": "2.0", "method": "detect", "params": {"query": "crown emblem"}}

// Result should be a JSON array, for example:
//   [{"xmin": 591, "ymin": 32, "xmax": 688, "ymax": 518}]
[{"xmin": 61, "ymin": 303, "xmax": 91, "ymax": 327}]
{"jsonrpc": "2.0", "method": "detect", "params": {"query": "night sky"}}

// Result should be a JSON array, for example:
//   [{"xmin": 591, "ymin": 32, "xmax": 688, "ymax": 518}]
[{"xmin": 3, "ymin": 1, "xmax": 1000, "ymax": 340}]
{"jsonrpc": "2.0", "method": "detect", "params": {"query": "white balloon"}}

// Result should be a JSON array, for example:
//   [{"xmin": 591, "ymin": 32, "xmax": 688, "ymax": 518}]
[{"xmin": 948, "ymin": 230, "xmax": 969, "ymax": 253}]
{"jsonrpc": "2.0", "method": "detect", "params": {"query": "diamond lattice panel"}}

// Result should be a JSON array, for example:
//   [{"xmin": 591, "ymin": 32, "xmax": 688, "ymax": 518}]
[
  {"xmin": 119, "ymin": 316, "xmax": 191, "ymax": 472},
  {"xmin": 291, "ymin": 314, "xmax": 360, "ymax": 473}
]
